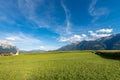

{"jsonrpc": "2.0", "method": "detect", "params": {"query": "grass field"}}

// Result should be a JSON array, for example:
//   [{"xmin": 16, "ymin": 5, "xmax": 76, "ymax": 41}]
[{"xmin": 0, "ymin": 51, "xmax": 120, "ymax": 80}]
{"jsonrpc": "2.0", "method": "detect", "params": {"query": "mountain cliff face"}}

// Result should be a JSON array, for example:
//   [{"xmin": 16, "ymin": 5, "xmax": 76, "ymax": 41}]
[
  {"xmin": 0, "ymin": 41, "xmax": 18, "ymax": 54},
  {"xmin": 58, "ymin": 33, "xmax": 120, "ymax": 51}
]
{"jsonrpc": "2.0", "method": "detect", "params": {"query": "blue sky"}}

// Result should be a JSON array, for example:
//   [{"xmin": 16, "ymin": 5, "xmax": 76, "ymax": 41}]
[{"xmin": 0, "ymin": 0, "xmax": 120, "ymax": 50}]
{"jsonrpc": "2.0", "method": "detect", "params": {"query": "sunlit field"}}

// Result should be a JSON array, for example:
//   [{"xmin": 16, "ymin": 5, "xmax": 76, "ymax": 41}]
[{"xmin": 0, "ymin": 51, "xmax": 120, "ymax": 80}]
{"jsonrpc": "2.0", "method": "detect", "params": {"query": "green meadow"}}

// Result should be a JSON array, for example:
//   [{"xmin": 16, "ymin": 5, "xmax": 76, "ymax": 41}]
[{"xmin": 0, "ymin": 51, "xmax": 120, "ymax": 80}]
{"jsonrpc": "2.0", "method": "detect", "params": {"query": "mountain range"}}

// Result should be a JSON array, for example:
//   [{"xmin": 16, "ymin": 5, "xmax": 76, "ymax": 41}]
[
  {"xmin": 0, "ymin": 41, "xmax": 18, "ymax": 54},
  {"xmin": 57, "ymin": 33, "xmax": 120, "ymax": 51},
  {"xmin": 20, "ymin": 49, "xmax": 46, "ymax": 53}
]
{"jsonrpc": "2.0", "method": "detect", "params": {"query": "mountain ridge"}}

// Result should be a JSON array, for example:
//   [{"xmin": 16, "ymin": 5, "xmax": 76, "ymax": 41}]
[
  {"xmin": 0, "ymin": 41, "xmax": 18, "ymax": 54},
  {"xmin": 57, "ymin": 33, "xmax": 120, "ymax": 51}
]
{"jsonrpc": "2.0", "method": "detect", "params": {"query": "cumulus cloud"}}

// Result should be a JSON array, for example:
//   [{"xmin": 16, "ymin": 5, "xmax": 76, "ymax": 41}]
[
  {"xmin": 59, "ymin": 28, "xmax": 113, "ymax": 43},
  {"xmin": 89, "ymin": 28, "xmax": 113, "ymax": 39},
  {"xmin": 59, "ymin": 34, "xmax": 87, "ymax": 42},
  {"xmin": 96, "ymin": 28, "xmax": 113, "ymax": 33},
  {"xmin": 0, "ymin": 40, "xmax": 15, "ymax": 47},
  {"xmin": 89, "ymin": 31, "xmax": 111, "ymax": 38}
]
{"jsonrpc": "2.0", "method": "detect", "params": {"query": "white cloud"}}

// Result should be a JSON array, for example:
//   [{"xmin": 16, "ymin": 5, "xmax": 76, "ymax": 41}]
[
  {"xmin": 89, "ymin": 28, "xmax": 113, "ymax": 39},
  {"xmin": 0, "ymin": 32, "xmax": 42, "ymax": 50},
  {"xmin": 18, "ymin": 0, "xmax": 72, "ymax": 37},
  {"xmin": 39, "ymin": 46, "xmax": 45, "ymax": 50},
  {"xmin": 33, "ymin": 45, "xmax": 59, "ymax": 51},
  {"xmin": 89, "ymin": 0, "xmax": 109, "ymax": 22},
  {"xmin": 0, "ymin": 40, "xmax": 15, "ymax": 47},
  {"xmin": 96, "ymin": 28, "xmax": 113, "ymax": 33},
  {"xmin": 6, "ymin": 37, "xmax": 16, "ymax": 41},
  {"xmin": 59, "ymin": 28, "xmax": 113, "ymax": 43},
  {"xmin": 89, "ymin": 0, "xmax": 97, "ymax": 16},
  {"xmin": 61, "ymin": 0, "xmax": 72, "ymax": 35},
  {"xmin": 59, "ymin": 34, "xmax": 87, "ymax": 42},
  {"xmin": 92, "ymin": 8, "xmax": 109, "ymax": 16},
  {"xmin": 18, "ymin": 0, "xmax": 52, "ymax": 28},
  {"xmin": 5, "ymin": 33, "xmax": 41, "ymax": 44},
  {"xmin": 18, "ymin": 0, "xmax": 43, "ymax": 17}
]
